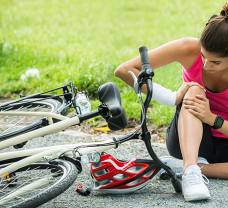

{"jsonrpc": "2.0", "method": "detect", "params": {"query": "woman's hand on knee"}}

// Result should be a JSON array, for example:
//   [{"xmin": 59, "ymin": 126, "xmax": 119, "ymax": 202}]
[
  {"xmin": 175, "ymin": 82, "xmax": 205, "ymax": 105},
  {"xmin": 183, "ymin": 94, "xmax": 215, "ymax": 125}
]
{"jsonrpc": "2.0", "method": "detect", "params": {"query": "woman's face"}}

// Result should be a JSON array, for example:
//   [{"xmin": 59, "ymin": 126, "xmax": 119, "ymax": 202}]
[{"xmin": 201, "ymin": 47, "xmax": 228, "ymax": 73}]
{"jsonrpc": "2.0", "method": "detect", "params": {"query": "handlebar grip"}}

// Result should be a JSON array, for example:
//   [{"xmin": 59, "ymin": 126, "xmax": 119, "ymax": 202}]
[{"xmin": 139, "ymin": 46, "xmax": 149, "ymax": 65}]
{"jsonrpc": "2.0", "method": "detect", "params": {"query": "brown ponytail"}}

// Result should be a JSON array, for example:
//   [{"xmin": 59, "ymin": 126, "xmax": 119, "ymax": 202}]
[
  {"xmin": 220, "ymin": 2, "xmax": 228, "ymax": 19},
  {"xmin": 200, "ymin": 2, "xmax": 228, "ymax": 57}
]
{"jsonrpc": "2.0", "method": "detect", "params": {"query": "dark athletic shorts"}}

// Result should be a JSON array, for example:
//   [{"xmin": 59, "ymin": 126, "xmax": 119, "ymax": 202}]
[{"xmin": 166, "ymin": 104, "xmax": 228, "ymax": 163}]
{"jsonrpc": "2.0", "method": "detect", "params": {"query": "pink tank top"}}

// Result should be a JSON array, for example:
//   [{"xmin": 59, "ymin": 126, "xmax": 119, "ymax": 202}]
[{"xmin": 182, "ymin": 54, "xmax": 228, "ymax": 139}]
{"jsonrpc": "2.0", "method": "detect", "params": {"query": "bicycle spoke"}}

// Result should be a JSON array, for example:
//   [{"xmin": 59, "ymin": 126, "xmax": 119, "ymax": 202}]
[
  {"xmin": 0, "ymin": 165, "xmax": 64, "ymax": 207},
  {"xmin": 0, "ymin": 100, "xmax": 57, "ymax": 139}
]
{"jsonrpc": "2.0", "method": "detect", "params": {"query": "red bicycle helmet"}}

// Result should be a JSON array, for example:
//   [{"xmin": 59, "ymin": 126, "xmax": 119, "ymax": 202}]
[{"xmin": 90, "ymin": 153, "xmax": 159, "ymax": 194}]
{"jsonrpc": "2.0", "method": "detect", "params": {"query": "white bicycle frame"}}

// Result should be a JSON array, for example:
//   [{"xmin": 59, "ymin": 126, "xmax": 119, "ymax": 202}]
[{"xmin": 0, "ymin": 111, "xmax": 116, "ymax": 179}]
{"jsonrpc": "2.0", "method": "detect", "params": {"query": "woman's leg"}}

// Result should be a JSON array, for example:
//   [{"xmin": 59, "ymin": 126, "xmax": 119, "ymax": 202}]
[
  {"xmin": 200, "ymin": 139, "xmax": 228, "ymax": 179},
  {"xmin": 166, "ymin": 92, "xmax": 228, "ymax": 179},
  {"xmin": 200, "ymin": 163, "xmax": 228, "ymax": 178},
  {"xmin": 166, "ymin": 89, "xmax": 215, "ymax": 163},
  {"xmin": 178, "ymin": 85, "xmax": 206, "ymax": 170},
  {"xmin": 166, "ymin": 85, "xmax": 210, "ymax": 201}
]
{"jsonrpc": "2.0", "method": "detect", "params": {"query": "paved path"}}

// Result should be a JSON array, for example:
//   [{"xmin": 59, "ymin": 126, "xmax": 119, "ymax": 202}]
[
  {"xmin": 3, "ymin": 129, "xmax": 228, "ymax": 207},
  {"xmin": 2, "ymin": 130, "xmax": 228, "ymax": 208}
]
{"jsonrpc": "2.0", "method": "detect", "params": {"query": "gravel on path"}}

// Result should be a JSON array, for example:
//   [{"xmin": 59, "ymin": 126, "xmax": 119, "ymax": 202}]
[{"xmin": 6, "ymin": 128, "xmax": 226, "ymax": 208}]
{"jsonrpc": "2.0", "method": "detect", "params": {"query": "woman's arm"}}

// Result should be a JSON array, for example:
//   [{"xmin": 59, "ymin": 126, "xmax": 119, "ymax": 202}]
[
  {"xmin": 114, "ymin": 37, "xmax": 200, "ymax": 88},
  {"xmin": 152, "ymin": 81, "xmax": 204, "ymax": 106}
]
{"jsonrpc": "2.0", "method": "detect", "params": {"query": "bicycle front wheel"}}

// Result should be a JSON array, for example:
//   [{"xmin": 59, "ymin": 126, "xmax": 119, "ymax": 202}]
[
  {"xmin": 0, "ymin": 159, "xmax": 79, "ymax": 208},
  {"xmin": 0, "ymin": 97, "xmax": 66, "ymax": 141}
]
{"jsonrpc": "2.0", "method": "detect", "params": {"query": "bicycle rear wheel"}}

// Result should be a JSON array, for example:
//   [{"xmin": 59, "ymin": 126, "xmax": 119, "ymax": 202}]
[
  {"xmin": 0, "ymin": 159, "xmax": 79, "ymax": 208},
  {"xmin": 0, "ymin": 97, "xmax": 66, "ymax": 141}
]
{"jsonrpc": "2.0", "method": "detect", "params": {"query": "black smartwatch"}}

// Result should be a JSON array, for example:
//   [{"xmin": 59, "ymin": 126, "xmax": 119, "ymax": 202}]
[{"xmin": 212, "ymin": 115, "xmax": 224, "ymax": 129}]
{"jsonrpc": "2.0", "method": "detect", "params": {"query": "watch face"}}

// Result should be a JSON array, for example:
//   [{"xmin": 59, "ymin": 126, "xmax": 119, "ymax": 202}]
[{"xmin": 213, "ymin": 116, "xmax": 224, "ymax": 129}]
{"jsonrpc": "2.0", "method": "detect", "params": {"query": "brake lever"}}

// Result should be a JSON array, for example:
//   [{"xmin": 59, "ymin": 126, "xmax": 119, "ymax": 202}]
[{"xmin": 128, "ymin": 71, "xmax": 140, "ymax": 95}]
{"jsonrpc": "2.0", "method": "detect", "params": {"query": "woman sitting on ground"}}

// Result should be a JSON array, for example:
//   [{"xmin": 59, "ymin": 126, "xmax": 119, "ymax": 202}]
[{"xmin": 114, "ymin": 3, "xmax": 228, "ymax": 202}]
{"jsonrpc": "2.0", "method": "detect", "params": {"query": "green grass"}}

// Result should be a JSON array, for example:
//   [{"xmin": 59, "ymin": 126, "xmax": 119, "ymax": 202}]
[{"xmin": 0, "ymin": 0, "xmax": 225, "ymax": 126}]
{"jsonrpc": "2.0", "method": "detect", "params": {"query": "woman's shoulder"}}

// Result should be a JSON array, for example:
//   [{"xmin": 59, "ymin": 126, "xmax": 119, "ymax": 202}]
[
  {"xmin": 177, "ymin": 37, "xmax": 201, "ymax": 69},
  {"xmin": 177, "ymin": 37, "xmax": 201, "ymax": 56}
]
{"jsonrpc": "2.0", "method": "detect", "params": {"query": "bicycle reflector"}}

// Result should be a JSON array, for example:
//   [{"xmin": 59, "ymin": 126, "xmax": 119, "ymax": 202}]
[{"xmin": 90, "ymin": 153, "xmax": 159, "ymax": 194}]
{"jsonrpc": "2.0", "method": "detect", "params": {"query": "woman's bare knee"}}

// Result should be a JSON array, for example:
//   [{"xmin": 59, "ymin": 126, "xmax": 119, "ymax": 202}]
[{"xmin": 184, "ymin": 85, "xmax": 206, "ymax": 99}]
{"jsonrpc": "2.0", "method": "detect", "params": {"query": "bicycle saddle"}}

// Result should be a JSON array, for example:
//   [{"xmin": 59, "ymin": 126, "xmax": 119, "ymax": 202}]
[{"xmin": 98, "ymin": 82, "xmax": 127, "ymax": 130}]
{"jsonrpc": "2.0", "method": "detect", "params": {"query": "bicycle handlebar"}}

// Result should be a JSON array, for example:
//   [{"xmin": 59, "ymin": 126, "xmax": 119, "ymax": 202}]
[{"xmin": 139, "ymin": 46, "xmax": 149, "ymax": 65}]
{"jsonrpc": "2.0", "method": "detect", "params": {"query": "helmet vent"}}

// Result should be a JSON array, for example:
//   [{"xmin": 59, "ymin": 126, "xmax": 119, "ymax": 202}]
[
  {"xmin": 126, "ymin": 166, "xmax": 144, "ymax": 173},
  {"xmin": 95, "ymin": 169, "xmax": 109, "ymax": 176},
  {"xmin": 113, "ymin": 173, "xmax": 128, "ymax": 180},
  {"xmin": 95, "ymin": 179, "xmax": 112, "ymax": 186},
  {"xmin": 126, "ymin": 178, "xmax": 144, "ymax": 187},
  {"xmin": 143, "ymin": 168, "xmax": 156, "ymax": 177}
]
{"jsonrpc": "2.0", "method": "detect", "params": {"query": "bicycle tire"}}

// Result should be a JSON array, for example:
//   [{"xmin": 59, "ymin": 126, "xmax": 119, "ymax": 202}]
[
  {"xmin": 0, "ymin": 159, "xmax": 79, "ymax": 208},
  {"xmin": 0, "ymin": 97, "xmax": 67, "ymax": 142}
]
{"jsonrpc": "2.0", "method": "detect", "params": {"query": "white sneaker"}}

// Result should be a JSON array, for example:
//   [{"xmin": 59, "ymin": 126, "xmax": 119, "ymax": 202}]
[{"xmin": 182, "ymin": 165, "xmax": 210, "ymax": 201}]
